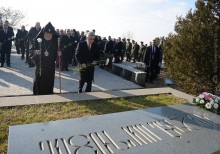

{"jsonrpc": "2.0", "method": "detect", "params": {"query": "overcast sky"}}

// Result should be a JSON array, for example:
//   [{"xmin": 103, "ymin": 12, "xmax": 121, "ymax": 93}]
[{"xmin": 1, "ymin": 0, "xmax": 196, "ymax": 43}]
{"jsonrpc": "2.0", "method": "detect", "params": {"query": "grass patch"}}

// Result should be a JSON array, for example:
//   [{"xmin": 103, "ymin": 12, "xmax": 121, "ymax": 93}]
[{"xmin": 0, "ymin": 94, "xmax": 186, "ymax": 153}]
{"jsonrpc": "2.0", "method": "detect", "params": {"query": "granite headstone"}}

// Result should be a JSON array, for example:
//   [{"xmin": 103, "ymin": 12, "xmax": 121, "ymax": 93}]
[{"xmin": 8, "ymin": 104, "xmax": 220, "ymax": 154}]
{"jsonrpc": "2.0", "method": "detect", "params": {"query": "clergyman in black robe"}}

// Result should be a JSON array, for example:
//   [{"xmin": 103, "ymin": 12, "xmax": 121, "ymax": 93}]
[{"xmin": 32, "ymin": 22, "xmax": 59, "ymax": 95}]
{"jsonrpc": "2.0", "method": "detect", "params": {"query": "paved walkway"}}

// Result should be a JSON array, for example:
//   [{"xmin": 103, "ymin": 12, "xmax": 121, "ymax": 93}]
[
  {"xmin": 0, "ymin": 51, "xmax": 194, "ymax": 108},
  {"xmin": 0, "ymin": 51, "xmax": 141, "ymax": 97}
]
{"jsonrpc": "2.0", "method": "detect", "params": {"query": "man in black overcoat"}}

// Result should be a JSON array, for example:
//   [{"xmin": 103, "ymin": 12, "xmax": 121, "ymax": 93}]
[
  {"xmin": 15, "ymin": 25, "xmax": 28, "ymax": 60},
  {"xmin": 32, "ymin": 22, "xmax": 59, "ymax": 95},
  {"xmin": 60, "ymin": 29, "xmax": 74, "ymax": 71},
  {"xmin": 0, "ymin": 22, "xmax": 14, "ymax": 67},
  {"xmin": 26, "ymin": 22, "xmax": 41, "ymax": 63},
  {"xmin": 75, "ymin": 31, "xmax": 99, "ymax": 93},
  {"xmin": 114, "ymin": 37, "xmax": 124, "ymax": 63},
  {"xmin": 143, "ymin": 40, "xmax": 160, "ymax": 83}
]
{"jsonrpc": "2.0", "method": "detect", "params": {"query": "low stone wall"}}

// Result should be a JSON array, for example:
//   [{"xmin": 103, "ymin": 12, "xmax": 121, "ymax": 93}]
[{"xmin": 111, "ymin": 63, "xmax": 146, "ymax": 86}]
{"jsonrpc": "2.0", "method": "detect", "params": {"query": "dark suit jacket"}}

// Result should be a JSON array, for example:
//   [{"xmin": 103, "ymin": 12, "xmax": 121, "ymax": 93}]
[
  {"xmin": 143, "ymin": 45, "xmax": 160, "ymax": 66},
  {"xmin": 115, "ymin": 41, "xmax": 124, "ymax": 55},
  {"xmin": 15, "ymin": 29, "xmax": 28, "ymax": 46},
  {"xmin": 75, "ymin": 41, "xmax": 99, "ymax": 65},
  {"xmin": 0, "ymin": 29, "xmax": 14, "ymax": 50},
  {"xmin": 105, "ymin": 40, "xmax": 114, "ymax": 54}
]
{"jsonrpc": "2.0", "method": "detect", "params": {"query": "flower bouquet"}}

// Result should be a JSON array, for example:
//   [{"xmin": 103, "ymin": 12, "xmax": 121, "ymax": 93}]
[
  {"xmin": 193, "ymin": 92, "xmax": 220, "ymax": 114},
  {"xmin": 73, "ymin": 62, "xmax": 99, "ymax": 73}
]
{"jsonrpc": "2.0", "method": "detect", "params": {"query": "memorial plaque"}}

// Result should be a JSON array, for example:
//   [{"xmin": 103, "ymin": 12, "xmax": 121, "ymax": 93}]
[{"xmin": 8, "ymin": 104, "xmax": 220, "ymax": 154}]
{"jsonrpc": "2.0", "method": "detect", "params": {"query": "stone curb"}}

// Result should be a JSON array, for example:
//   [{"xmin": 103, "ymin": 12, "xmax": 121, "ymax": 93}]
[{"xmin": 0, "ymin": 87, "xmax": 194, "ymax": 108}]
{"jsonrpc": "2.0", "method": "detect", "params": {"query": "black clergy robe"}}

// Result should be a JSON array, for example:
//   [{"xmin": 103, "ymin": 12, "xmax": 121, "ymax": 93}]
[{"xmin": 33, "ymin": 35, "xmax": 58, "ymax": 95}]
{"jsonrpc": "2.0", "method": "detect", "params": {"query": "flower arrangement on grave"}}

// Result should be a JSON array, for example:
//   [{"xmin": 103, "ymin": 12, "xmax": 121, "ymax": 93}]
[{"xmin": 193, "ymin": 92, "xmax": 220, "ymax": 114}]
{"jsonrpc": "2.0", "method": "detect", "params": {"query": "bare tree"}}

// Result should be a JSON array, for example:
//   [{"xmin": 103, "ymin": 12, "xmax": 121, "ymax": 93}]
[
  {"xmin": 122, "ymin": 30, "xmax": 134, "ymax": 40},
  {"xmin": 0, "ymin": 7, "xmax": 25, "ymax": 29}
]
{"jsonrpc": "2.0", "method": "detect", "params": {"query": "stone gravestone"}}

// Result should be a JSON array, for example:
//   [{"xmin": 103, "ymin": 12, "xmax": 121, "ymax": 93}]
[{"xmin": 8, "ymin": 104, "xmax": 220, "ymax": 154}]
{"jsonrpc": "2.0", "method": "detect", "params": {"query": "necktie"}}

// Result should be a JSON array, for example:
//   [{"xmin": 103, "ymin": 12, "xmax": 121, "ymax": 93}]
[
  {"xmin": 152, "ymin": 46, "xmax": 155, "ymax": 54},
  {"xmin": 89, "ymin": 43, "xmax": 91, "ymax": 51}
]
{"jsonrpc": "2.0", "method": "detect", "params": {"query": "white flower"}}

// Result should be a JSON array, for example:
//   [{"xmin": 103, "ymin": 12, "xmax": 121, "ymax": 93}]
[
  {"xmin": 205, "ymin": 103, "xmax": 212, "ymax": 109},
  {"xmin": 199, "ymin": 94, "xmax": 205, "ymax": 99},
  {"xmin": 195, "ymin": 98, "xmax": 200, "ymax": 103},
  {"xmin": 213, "ymin": 103, "xmax": 219, "ymax": 109},
  {"xmin": 200, "ymin": 100, "xmax": 205, "ymax": 104},
  {"xmin": 210, "ymin": 99, "xmax": 214, "ymax": 105},
  {"xmin": 37, "ymin": 38, "xmax": 42, "ymax": 43},
  {"xmin": 214, "ymin": 98, "xmax": 219, "ymax": 103}
]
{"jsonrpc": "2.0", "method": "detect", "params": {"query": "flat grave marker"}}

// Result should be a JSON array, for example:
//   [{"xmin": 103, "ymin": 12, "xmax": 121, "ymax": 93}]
[{"xmin": 8, "ymin": 104, "xmax": 220, "ymax": 154}]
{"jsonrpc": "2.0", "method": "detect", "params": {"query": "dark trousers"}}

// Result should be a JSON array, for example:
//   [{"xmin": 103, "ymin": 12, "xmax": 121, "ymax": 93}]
[
  {"xmin": 120, "ymin": 51, "xmax": 125, "ymax": 62},
  {"xmin": 78, "ymin": 67, "xmax": 94, "ymax": 92},
  {"xmin": 1, "ymin": 48, "xmax": 11, "ymax": 65},
  {"xmin": 62, "ymin": 53, "xmax": 69, "ymax": 69},
  {"xmin": 20, "ymin": 45, "xmax": 26, "ymax": 59},
  {"xmin": 15, "ymin": 44, "xmax": 20, "ymax": 54},
  {"xmin": 126, "ymin": 52, "xmax": 131, "ymax": 62},
  {"xmin": 146, "ymin": 61, "xmax": 157, "ymax": 82},
  {"xmin": 26, "ymin": 41, "xmax": 34, "ymax": 62},
  {"xmin": 79, "ymin": 80, "xmax": 92, "ymax": 92}
]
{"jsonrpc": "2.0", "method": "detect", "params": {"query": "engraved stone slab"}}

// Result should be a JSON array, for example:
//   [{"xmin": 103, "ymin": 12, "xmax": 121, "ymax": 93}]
[{"xmin": 8, "ymin": 104, "xmax": 220, "ymax": 154}]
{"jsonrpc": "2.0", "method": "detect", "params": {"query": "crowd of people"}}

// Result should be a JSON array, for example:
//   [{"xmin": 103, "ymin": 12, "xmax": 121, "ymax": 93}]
[{"xmin": 0, "ymin": 21, "xmax": 163, "ymax": 95}]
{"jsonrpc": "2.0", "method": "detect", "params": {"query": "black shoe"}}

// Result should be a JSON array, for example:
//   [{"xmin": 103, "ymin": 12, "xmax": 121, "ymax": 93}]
[
  {"xmin": 78, "ymin": 90, "xmax": 82, "ymax": 93},
  {"xmin": 65, "ymin": 68, "xmax": 69, "ymax": 71},
  {"xmin": 7, "ymin": 64, "xmax": 11, "ymax": 67},
  {"xmin": 0, "ymin": 64, "xmax": 3, "ymax": 67}
]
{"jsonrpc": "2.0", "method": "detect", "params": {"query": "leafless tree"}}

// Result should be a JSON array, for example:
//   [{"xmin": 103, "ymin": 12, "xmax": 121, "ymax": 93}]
[
  {"xmin": 122, "ymin": 30, "xmax": 134, "ymax": 40},
  {"xmin": 0, "ymin": 7, "xmax": 25, "ymax": 29}
]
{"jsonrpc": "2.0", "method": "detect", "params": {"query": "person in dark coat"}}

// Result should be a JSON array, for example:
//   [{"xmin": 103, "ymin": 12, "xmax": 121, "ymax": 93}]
[
  {"xmin": 0, "ymin": 22, "xmax": 14, "ymax": 67},
  {"xmin": 132, "ymin": 41, "xmax": 140, "ymax": 63},
  {"xmin": 26, "ymin": 22, "xmax": 41, "ymax": 63},
  {"xmin": 114, "ymin": 37, "xmax": 124, "ymax": 63},
  {"xmin": 126, "ymin": 39, "xmax": 132, "ymax": 62},
  {"xmin": 104, "ymin": 36, "xmax": 114, "ymax": 67},
  {"xmin": 143, "ymin": 40, "xmax": 160, "ymax": 83},
  {"xmin": 138, "ymin": 41, "xmax": 146, "ymax": 62},
  {"xmin": 0, "ymin": 20, "xmax": 3, "ymax": 29},
  {"xmin": 60, "ymin": 29, "xmax": 74, "ymax": 71},
  {"xmin": 75, "ymin": 31, "xmax": 99, "ymax": 93},
  {"xmin": 32, "ymin": 22, "xmax": 59, "ymax": 95},
  {"xmin": 15, "ymin": 25, "xmax": 28, "ymax": 60}
]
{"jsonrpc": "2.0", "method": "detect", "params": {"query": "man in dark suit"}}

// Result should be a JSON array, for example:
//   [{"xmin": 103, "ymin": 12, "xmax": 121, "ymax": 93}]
[
  {"xmin": 60, "ymin": 29, "xmax": 75, "ymax": 71},
  {"xmin": 0, "ymin": 22, "xmax": 14, "ymax": 67},
  {"xmin": 15, "ymin": 25, "xmax": 28, "ymax": 60},
  {"xmin": 0, "ymin": 20, "xmax": 3, "ymax": 29},
  {"xmin": 114, "ymin": 37, "xmax": 124, "ymax": 63},
  {"xmin": 143, "ymin": 40, "xmax": 160, "ymax": 83},
  {"xmin": 75, "ymin": 31, "xmax": 100, "ymax": 93},
  {"xmin": 104, "ymin": 36, "xmax": 114, "ymax": 67},
  {"xmin": 26, "ymin": 22, "xmax": 41, "ymax": 63},
  {"xmin": 4, "ymin": 20, "xmax": 14, "ymax": 33}
]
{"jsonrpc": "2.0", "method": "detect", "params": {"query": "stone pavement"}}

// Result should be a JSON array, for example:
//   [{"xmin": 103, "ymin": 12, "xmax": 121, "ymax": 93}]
[
  {"xmin": 0, "ymin": 51, "xmax": 141, "ymax": 97},
  {"xmin": 0, "ymin": 51, "xmax": 194, "ymax": 108}
]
